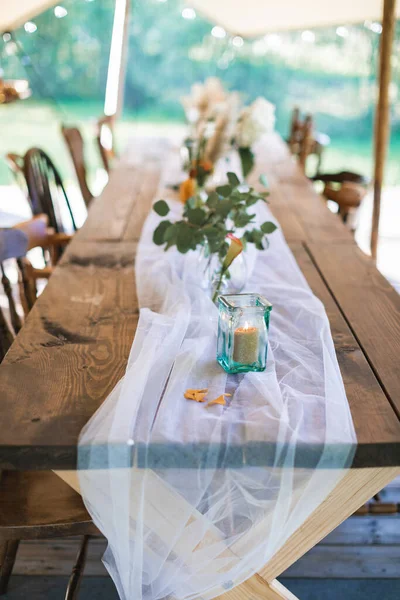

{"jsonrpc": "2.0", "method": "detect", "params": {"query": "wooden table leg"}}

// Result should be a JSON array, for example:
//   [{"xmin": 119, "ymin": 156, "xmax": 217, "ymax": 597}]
[
  {"xmin": 215, "ymin": 574, "xmax": 298, "ymax": 600},
  {"xmin": 218, "ymin": 466, "xmax": 400, "ymax": 600}
]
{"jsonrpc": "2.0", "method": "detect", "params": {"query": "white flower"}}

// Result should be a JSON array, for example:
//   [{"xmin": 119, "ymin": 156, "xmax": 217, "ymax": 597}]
[
  {"xmin": 181, "ymin": 78, "xmax": 228, "ymax": 124},
  {"xmin": 235, "ymin": 97, "xmax": 276, "ymax": 148}
]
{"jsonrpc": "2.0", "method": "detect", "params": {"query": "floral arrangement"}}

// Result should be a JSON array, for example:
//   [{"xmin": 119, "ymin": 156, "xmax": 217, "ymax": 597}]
[
  {"xmin": 153, "ymin": 172, "xmax": 277, "ymax": 301},
  {"xmin": 181, "ymin": 77, "xmax": 228, "ymax": 125},
  {"xmin": 234, "ymin": 97, "xmax": 276, "ymax": 178}
]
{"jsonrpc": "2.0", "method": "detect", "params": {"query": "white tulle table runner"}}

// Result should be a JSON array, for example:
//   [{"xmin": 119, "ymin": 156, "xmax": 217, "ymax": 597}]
[{"xmin": 77, "ymin": 151, "xmax": 356, "ymax": 600}]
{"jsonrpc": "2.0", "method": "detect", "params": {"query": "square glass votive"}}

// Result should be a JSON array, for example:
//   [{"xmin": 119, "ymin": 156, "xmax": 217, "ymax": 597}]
[{"xmin": 217, "ymin": 293, "xmax": 272, "ymax": 374}]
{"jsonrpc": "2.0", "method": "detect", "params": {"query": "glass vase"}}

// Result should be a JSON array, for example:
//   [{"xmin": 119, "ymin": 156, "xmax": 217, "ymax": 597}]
[
  {"xmin": 197, "ymin": 243, "xmax": 247, "ymax": 301},
  {"xmin": 217, "ymin": 293, "xmax": 272, "ymax": 374}
]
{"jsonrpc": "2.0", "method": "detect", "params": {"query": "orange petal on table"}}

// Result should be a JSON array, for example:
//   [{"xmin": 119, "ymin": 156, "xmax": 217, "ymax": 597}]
[
  {"xmin": 184, "ymin": 388, "xmax": 208, "ymax": 402},
  {"xmin": 207, "ymin": 393, "xmax": 231, "ymax": 407}
]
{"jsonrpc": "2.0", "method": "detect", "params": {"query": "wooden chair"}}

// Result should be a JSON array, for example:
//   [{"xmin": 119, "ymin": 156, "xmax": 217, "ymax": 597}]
[
  {"xmin": 287, "ymin": 106, "xmax": 301, "ymax": 149},
  {"xmin": 96, "ymin": 114, "xmax": 117, "ymax": 173},
  {"xmin": 287, "ymin": 108, "xmax": 330, "ymax": 175},
  {"xmin": 61, "ymin": 126, "xmax": 94, "ymax": 208},
  {"xmin": 0, "ymin": 216, "xmax": 97, "ymax": 598},
  {"xmin": 6, "ymin": 149, "xmax": 78, "ymax": 234},
  {"xmin": 0, "ymin": 215, "xmax": 72, "ymax": 358},
  {"xmin": 24, "ymin": 148, "xmax": 78, "ymax": 233},
  {"xmin": 312, "ymin": 171, "xmax": 370, "ymax": 227}
]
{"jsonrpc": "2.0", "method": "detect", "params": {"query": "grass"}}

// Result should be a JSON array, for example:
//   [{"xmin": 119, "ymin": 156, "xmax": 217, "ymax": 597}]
[{"xmin": 1, "ymin": 99, "xmax": 400, "ymax": 191}]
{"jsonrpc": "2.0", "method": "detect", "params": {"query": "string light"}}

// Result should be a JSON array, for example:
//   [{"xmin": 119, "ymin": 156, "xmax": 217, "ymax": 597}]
[
  {"xmin": 301, "ymin": 30, "xmax": 315, "ymax": 43},
  {"xmin": 24, "ymin": 22, "xmax": 37, "ymax": 33},
  {"xmin": 182, "ymin": 7, "xmax": 196, "ymax": 20},
  {"xmin": 232, "ymin": 36, "xmax": 244, "ymax": 48},
  {"xmin": 54, "ymin": 6, "xmax": 68, "ymax": 18},
  {"xmin": 370, "ymin": 22, "xmax": 382, "ymax": 34},
  {"xmin": 2, "ymin": 32, "xmax": 11, "ymax": 42},
  {"xmin": 336, "ymin": 26, "xmax": 348, "ymax": 38},
  {"xmin": 211, "ymin": 26, "xmax": 226, "ymax": 39}
]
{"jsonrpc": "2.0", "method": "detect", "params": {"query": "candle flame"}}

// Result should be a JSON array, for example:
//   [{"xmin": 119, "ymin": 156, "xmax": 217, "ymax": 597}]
[{"xmin": 244, "ymin": 321, "xmax": 249, "ymax": 330}]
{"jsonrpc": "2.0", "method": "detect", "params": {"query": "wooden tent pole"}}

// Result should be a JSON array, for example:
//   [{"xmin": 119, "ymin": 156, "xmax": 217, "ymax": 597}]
[
  {"xmin": 371, "ymin": 0, "xmax": 396, "ymax": 260},
  {"xmin": 104, "ymin": 0, "xmax": 131, "ymax": 118}
]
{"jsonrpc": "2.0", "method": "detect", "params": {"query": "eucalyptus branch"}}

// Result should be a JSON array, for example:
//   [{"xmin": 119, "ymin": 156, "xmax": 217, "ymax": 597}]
[{"xmin": 152, "ymin": 173, "xmax": 277, "ymax": 263}]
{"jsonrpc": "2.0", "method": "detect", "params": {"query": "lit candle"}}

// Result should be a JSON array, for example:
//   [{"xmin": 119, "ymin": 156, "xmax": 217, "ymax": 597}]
[{"xmin": 233, "ymin": 322, "xmax": 259, "ymax": 364}]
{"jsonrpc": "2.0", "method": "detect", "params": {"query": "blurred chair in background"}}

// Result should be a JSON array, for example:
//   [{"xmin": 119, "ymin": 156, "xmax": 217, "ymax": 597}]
[
  {"xmin": 24, "ymin": 148, "xmax": 77, "ymax": 233},
  {"xmin": 287, "ymin": 107, "xmax": 330, "ymax": 176},
  {"xmin": 6, "ymin": 148, "xmax": 78, "ymax": 234},
  {"xmin": 312, "ymin": 171, "xmax": 370, "ymax": 230},
  {"xmin": 96, "ymin": 114, "xmax": 117, "ymax": 173},
  {"xmin": 62, "ymin": 126, "xmax": 94, "ymax": 208}
]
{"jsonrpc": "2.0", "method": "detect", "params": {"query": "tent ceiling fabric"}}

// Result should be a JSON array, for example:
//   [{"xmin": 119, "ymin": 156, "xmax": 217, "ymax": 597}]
[
  {"xmin": 1, "ymin": 0, "xmax": 399, "ymax": 36},
  {"xmin": 190, "ymin": 0, "xmax": 400, "ymax": 37},
  {"xmin": 0, "ymin": 0, "xmax": 58, "ymax": 33}
]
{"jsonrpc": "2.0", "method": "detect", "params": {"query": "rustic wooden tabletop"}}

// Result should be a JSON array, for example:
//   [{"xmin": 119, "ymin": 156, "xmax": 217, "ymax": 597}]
[{"xmin": 0, "ymin": 134, "xmax": 399, "ymax": 471}]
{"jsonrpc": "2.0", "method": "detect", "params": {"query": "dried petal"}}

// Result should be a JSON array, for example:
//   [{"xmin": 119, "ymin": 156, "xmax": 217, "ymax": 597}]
[
  {"xmin": 207, "ymin": 394, "xmax": 231, "ymax": 407},
  {"xmin": 184, "ymin": 388, "xmax": 208, "ymax": 402}
]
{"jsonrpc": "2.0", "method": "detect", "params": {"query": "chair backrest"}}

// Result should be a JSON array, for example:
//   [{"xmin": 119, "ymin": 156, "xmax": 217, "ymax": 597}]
[
  {"xmin": 61, "ymin": 126, "xmax": 93, "ymax": 208},
  {"xmin": 23, "ymin": 148, "xmax": 77, "ymax": 233},
  {"xmin": 288, "ymin": 107, "xmax": 301, "ymax": 149},
  {"xmin": 298, "ymin": 114, "xmax": 314, "ymax": 173},
  {"xmin": 0, "ymin": 214, "xmax": 71, "ymax": 361},
  {"xmin": 96, "ymin": 114, "xmax": 117, "ymax": 173}
]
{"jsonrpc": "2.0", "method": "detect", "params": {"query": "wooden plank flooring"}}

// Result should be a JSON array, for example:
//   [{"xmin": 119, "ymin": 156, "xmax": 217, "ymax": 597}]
[{"xmin": 11, "ymin": 514, "xmax": 400, "ymax": 578}]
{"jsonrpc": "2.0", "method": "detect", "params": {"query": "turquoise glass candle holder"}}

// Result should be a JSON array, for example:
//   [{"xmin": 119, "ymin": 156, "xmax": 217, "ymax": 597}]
[{"xmin": 217, "ymin": 293, "xmax": 272, "ymax": 374}]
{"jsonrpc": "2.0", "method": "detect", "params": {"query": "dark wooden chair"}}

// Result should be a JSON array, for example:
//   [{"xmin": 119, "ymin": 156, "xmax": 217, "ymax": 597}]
[
  {"xmin": 61, "ymin": 126, "xmax": 94, "ymax": 208},
  {"xmin": 312, "ymin": 171, "xmax": 370, "ymax": 226},
  {"xmin": 96, "ymin": 114, "xmax": 117, "ymax": 173},
  {"xmin": 0, "ymin": 216, "xmax": 98, "ymax": 598},
  {"xmin": 24, "ymin": 148, "xmax": 78, "ymax": 233},
  {"xmin": 6, "ymin": 149, "xmax": 78, "ymax": 234}
]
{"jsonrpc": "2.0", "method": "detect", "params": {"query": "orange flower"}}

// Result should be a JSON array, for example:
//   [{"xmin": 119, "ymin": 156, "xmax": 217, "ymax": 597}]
[
  {"xmin": 222, "ymin": 234, "xmax": 243, "ymax": 271},
  {"xmin": 189, "ymin": 159, "xmax": 213, "ymax": 178},
  {"xmin": 180, "ymin": 178, "xmax": 196, "ymax": 204}
]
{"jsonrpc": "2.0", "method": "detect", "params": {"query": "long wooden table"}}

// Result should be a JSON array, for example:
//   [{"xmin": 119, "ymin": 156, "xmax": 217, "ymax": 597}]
[{"xmin": 0, "ymin": 134, "xmax": 399, "ymax": 599}]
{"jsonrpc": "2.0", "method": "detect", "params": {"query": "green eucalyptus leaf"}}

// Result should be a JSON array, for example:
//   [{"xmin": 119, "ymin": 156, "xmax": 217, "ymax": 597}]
[
  {"xmin": 261, "ymin": 221, "xmax": 278, "ymax": 234},
  {"xmin": 238, "ymin": 147, "xmax": 255, "ymax": 178},
  {"xmin": 259, "ymin": 174, "xmax": 269, "ymax": 189},
  {"xmin": 243, "ymin": 230, "xmax": 254, "ymax": 243},
  {"xmin": 215, "ymin": 198, "xmax": 233, "ymax": 218},
  {"xmin": 206, "ymin": 191, "xmax": 219, "ymax": 208},
  {"xmin": 255, "ymin": 239, "xmax": 265, "ymax": 250},
  {"xmin": 153, "ymin": 220, "xmax": 172, "ymax": 245},
  {"xmin": 185, "ymin": 196, "xmax": 197, "ymax": 210},
  {"xmin": 234, "ymin": 212, "xmax": 255, "ymax": 228},
  {"xmin": 227, "ymin": 172, "xmax": 240, "ymax": 187},
  {"xmin": 153, "ymin": 200, "xmax": 170, "ymax": 217},
  {"xmin": 187, "ymin": 207, "xmax": 206, "ymax": 226},
  {"xmin": 176, "ymin": 223, "xmax": 194, "ymax": 253},
  {"xmin": 216, "ymin": 184, "xmax": 232, "ymax": 198}
]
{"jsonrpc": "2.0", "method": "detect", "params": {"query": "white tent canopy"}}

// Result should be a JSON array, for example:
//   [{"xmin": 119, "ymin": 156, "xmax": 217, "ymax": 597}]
[
  {"xmin": 0, "ymin": 0, "xmax": 58, "ymax": 33},
  {"xmin": 190, "ymin": 0, "xmax": 400, "ymax": 37},
  {"xmin": 1, "ymin": 0, "xmax": 400, "ymax": 36}
]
